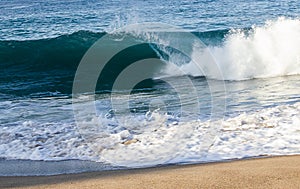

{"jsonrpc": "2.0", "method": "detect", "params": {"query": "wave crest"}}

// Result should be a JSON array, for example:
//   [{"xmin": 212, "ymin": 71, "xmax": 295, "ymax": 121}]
[{"xmin": 160, "ymin": 17, "xmax": 300, "ymax": 80}]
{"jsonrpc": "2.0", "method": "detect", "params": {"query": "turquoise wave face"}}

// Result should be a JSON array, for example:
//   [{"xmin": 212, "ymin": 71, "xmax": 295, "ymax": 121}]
[
  {"xmin": 0, "ymin": 30, "xmax": 228, "ymax": 96},
  {"xmin": 0, "ymin": 31, "xmax": 99, "ymax": 96}
]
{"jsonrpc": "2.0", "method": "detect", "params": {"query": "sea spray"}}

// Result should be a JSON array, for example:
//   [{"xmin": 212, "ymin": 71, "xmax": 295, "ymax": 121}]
[{"xmin": 159, "ymin": 17, "xmax": 300, "ymax": 80}]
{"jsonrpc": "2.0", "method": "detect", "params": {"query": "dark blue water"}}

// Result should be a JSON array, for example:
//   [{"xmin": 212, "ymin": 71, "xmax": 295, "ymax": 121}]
[{"xmin": 1, "ymin": 0, "xmax": 299, "ymax": 40}]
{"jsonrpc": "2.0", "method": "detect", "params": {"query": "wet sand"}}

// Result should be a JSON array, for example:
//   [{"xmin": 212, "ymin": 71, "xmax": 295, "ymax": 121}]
[{"xmin": 1, "ymin": 155, "xmax": 300, "ymax": 189}]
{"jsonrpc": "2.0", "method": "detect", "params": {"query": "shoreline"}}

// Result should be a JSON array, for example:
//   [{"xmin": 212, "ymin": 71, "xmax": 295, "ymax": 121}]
[
  {"xmin": 0, "ymin": 154, "xmax": 294, "ymax": 176},
  {"xmin": 0, "ymin": 159, "xmax": 122, "ymax": 176},
  {"xmin": 1, "ymin": 155, "xmax": 300, "ymax": 189}
]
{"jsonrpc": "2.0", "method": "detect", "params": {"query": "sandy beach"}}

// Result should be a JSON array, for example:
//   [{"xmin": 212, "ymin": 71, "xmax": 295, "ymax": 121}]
[{"xmin": 1, "ymin": 155, "xmax": 300, "ymax": 189}]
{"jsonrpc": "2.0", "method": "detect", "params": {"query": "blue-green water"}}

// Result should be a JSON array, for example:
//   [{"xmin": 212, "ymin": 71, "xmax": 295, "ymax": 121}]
[
  {"xmin": 0, "ymin": 0, "xmax": 300, "ymax": 175},
  {"xmin": 1, "ymin": 0, "xmax": 299, "ymax": 40}
]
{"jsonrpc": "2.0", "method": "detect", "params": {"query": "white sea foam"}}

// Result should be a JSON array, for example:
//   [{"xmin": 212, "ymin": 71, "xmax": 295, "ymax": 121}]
[
  {"xmin": 100, "ymin": 102, "xmax": 300, "ymax": 166},
  {"xmin": 0, "ymin": 102, "xmax": 299, "ymax": 167},
  {"xmin": 161, "ymin": 17, "xmax": 300, "ymax": 80}
]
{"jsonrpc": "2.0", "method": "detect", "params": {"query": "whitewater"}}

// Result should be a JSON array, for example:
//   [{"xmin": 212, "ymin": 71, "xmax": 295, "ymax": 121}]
[{"xmin": 160, "ymin": 17, "xmax": 300, "ymax": 80}]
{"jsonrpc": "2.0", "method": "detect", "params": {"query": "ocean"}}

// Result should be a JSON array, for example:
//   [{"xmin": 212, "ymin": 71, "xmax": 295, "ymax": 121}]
[{"xmin": 0, "ymin": 0, "xmax": 300, "ymax": 175}]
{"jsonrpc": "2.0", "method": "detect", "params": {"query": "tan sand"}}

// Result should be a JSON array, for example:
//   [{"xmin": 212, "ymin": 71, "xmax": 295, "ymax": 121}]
[{"xmin": 1, "ymin": 155, "xmax": 300, "ymax": 189}]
